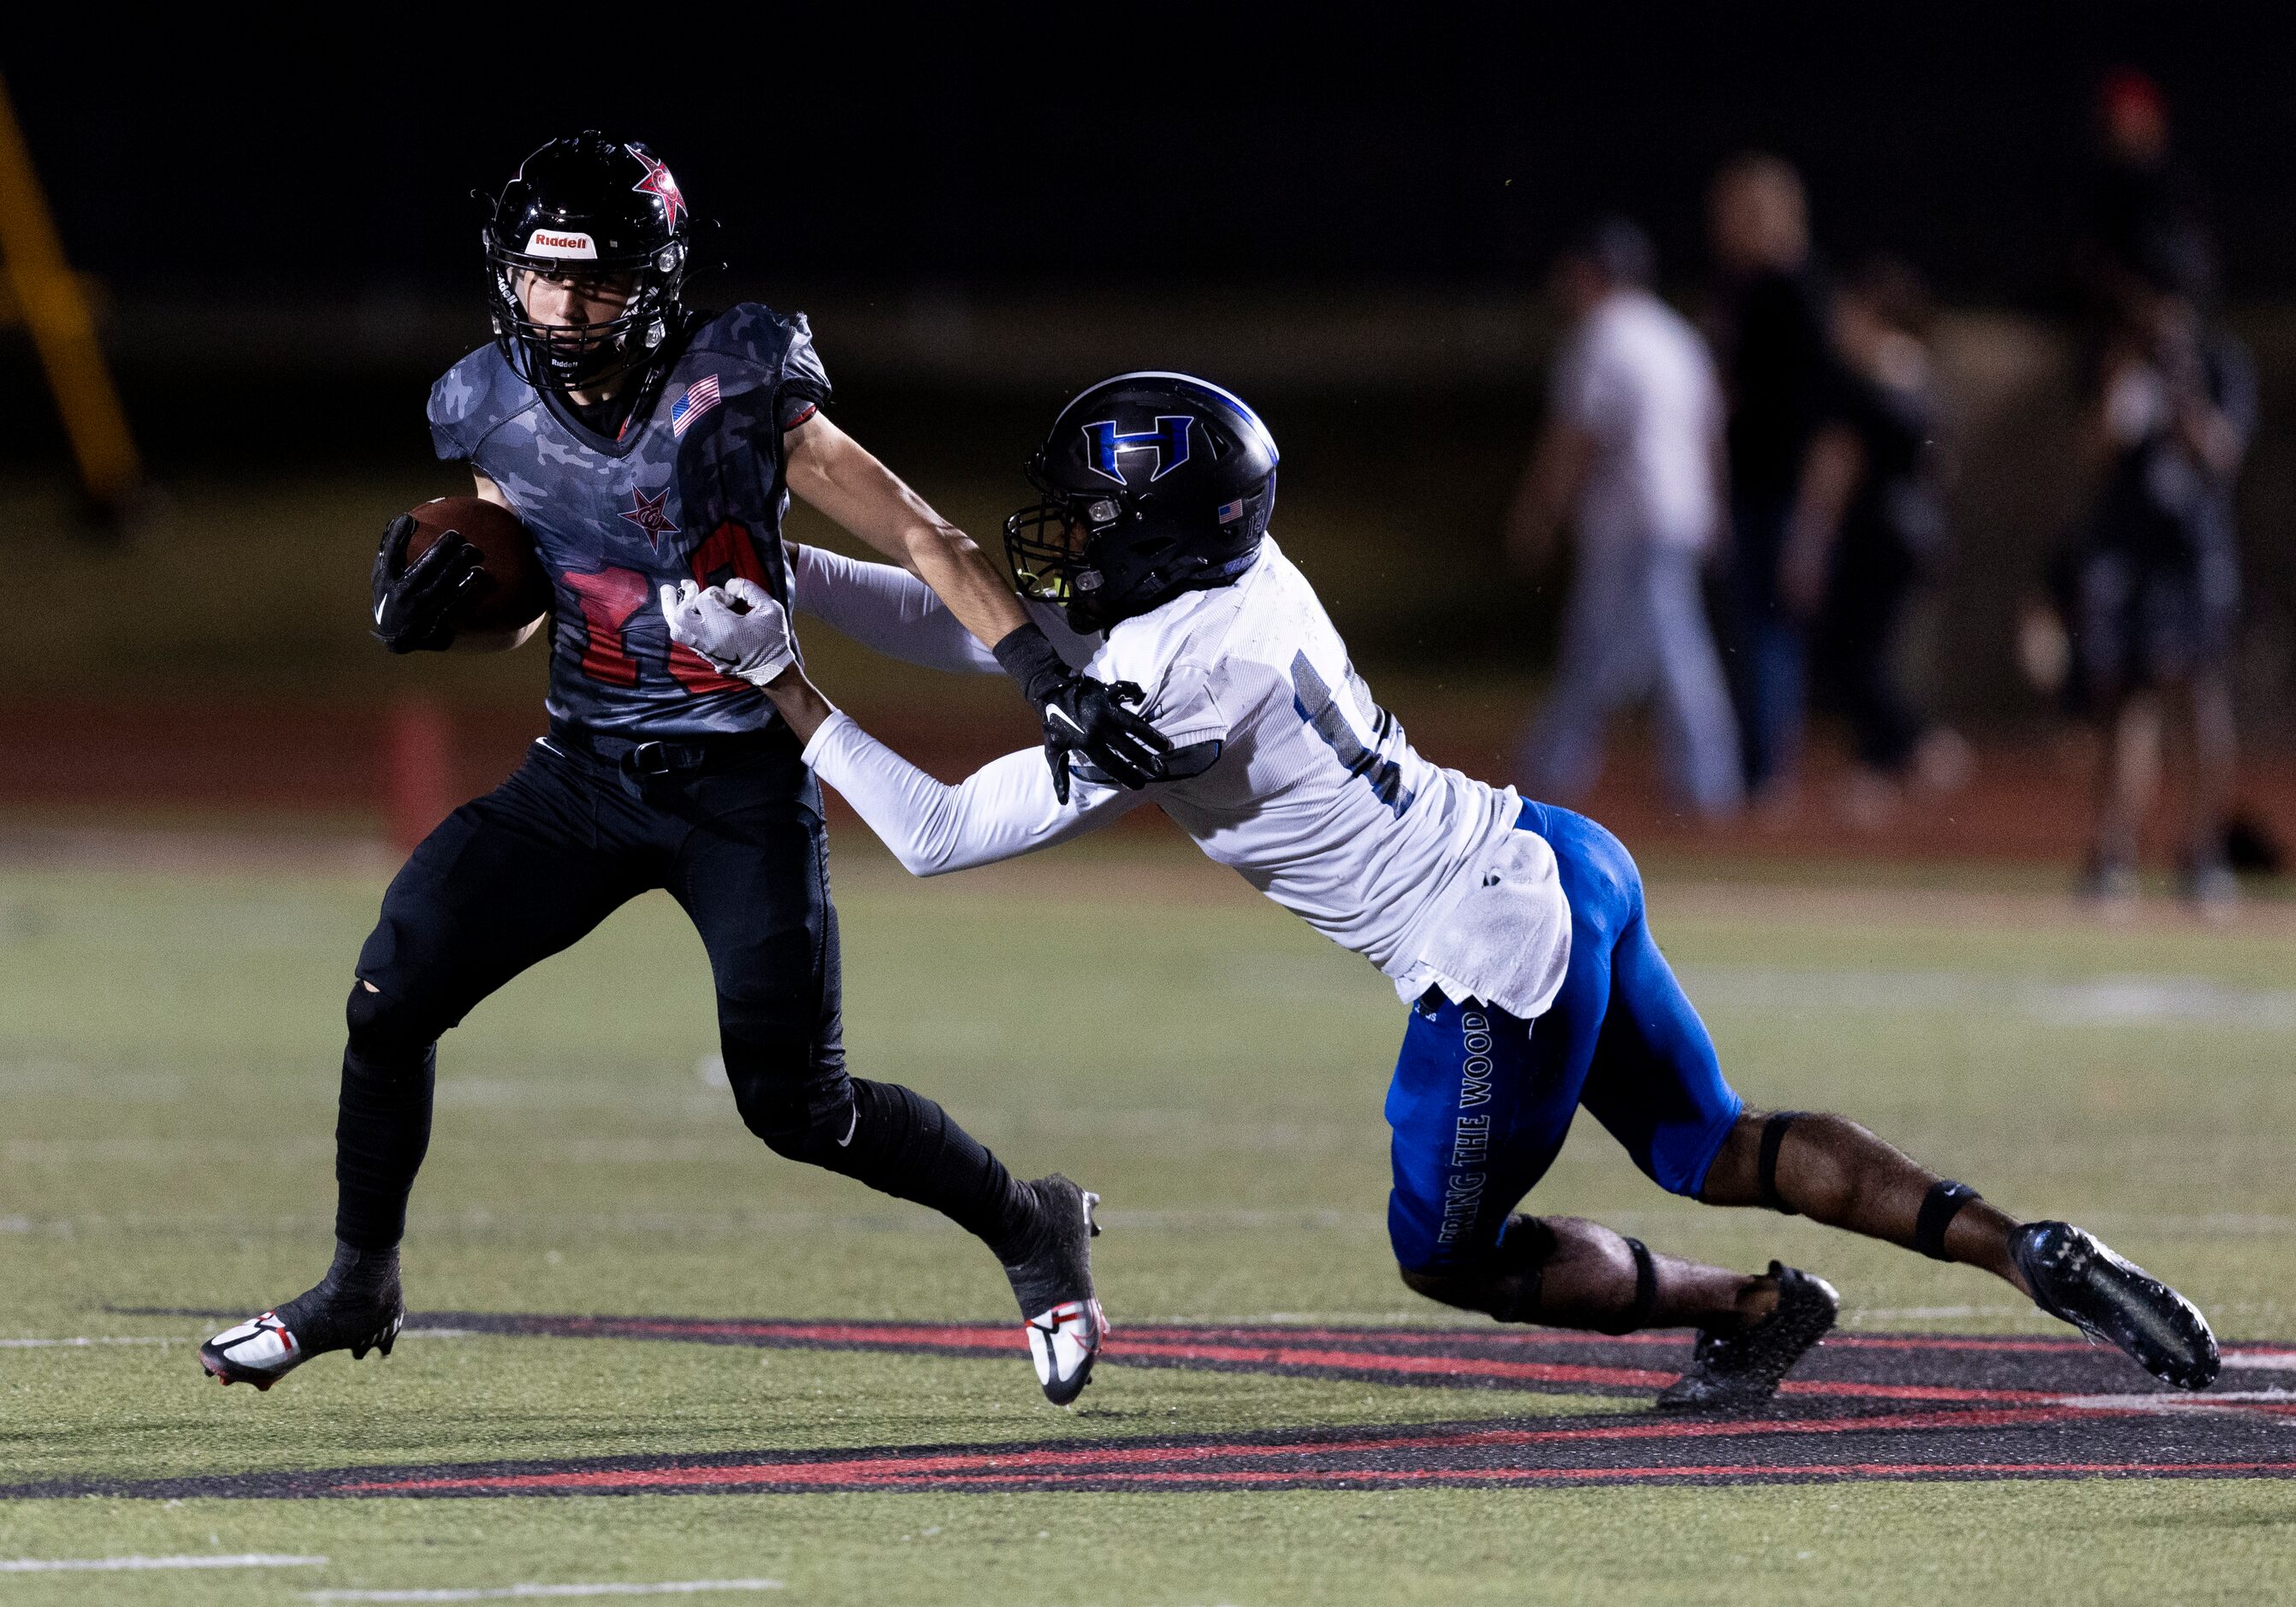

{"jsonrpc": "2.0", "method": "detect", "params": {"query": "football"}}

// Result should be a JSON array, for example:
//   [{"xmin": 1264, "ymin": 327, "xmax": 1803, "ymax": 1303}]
[{"xmin": 404, "ymin": 495, "xmax": 551, "ymax": 632}]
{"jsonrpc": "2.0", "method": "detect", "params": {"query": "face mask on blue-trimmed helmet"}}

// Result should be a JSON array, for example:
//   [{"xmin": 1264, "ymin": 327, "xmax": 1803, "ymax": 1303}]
[{"xmin": 1003, "ymin": 371, "xmax": 1280, "ymax": 632}]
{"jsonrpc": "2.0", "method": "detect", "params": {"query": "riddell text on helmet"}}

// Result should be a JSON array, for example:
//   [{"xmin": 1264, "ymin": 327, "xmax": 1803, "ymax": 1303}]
[{"xmin": 525, "ymin": 230, "xmax": 598, "ymax": 259}]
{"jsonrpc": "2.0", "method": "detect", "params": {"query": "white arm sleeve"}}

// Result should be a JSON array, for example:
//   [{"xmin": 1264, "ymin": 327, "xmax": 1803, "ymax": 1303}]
[
  {"xmin": 802, "ymin": 710, "xmax": 1148, "ymax": 875},
  {"xmin": 787, "ymin": 543, "xmax": 1097, "ymax": 674}
]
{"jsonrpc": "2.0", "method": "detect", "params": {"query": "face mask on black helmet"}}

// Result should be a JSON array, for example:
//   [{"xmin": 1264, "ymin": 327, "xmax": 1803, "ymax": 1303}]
[
  {"xmin": 1003, "ymin": 371, "xmax": 1280, "ymax": 632},
  {"xmin": 482, "ymin": 132, "xmax": 694, "ymax": 395}
]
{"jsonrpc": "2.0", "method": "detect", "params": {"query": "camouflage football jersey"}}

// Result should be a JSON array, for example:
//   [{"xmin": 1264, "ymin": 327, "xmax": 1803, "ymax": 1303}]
[{"xmin": 427, "ymin": 304, "xmax": 830, "ymax": 738}]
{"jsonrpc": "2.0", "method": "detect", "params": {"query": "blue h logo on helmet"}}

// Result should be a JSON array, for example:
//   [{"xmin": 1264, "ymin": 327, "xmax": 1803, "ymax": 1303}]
[{"xmin": 1082, "ymin": 416, "xmax": 1193, "ymax": 483}]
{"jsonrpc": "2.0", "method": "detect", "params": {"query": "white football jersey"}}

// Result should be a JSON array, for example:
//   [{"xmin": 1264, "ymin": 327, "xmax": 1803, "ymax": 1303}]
[{"xmin": 800, "ymin": 537, "xmax": 1573, "ymax": 1017}]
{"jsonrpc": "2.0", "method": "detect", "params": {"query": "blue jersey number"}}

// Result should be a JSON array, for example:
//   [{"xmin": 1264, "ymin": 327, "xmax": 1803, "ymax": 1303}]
[{"xmin": 1291, "ymin": 651, "xmax": 1415, "ymax": 817}]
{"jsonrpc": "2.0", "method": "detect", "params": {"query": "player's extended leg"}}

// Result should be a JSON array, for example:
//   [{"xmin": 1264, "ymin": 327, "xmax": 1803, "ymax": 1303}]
[
  {"xmin": 1559, "ymin": 797, "xmax": 2216, "ymax": 1395},
  {"xmin": 667, "ymin": 763, "xmax": 1103, "ymax": 1405},
  {"xmin": 202, "ymin": 746, "xmax": 650, "ymax": 1389},
  {"xmin": 1696, "ymin": 1106, "xmax": 2218, "ymax": 1390},
  {"xmin": 1385, "ymin": 804, "xmax": 1831, "ymax": 1405}
]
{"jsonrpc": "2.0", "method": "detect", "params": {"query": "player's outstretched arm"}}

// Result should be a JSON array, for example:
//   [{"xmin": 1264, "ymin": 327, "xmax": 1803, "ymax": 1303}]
[
  {"xmin": 780, "ymin": 413, "xmax": 1171, "ymax": 793},
  {"xmin": 782, "ymin": 412, "xmax": 1028, "ymax": 649},
  {"xmin": 663, "ymin": 579, "xmax": 1143, "ymax": 874},
  {"xmin": 787, "ymin": 543, "xmax": 1094, "ymax": 677}
]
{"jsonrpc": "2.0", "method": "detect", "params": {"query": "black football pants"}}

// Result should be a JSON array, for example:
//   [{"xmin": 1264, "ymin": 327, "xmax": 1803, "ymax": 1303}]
[{"xmin": 334, "ymin": 726, "xmax": 1034, "ymax": 1257}]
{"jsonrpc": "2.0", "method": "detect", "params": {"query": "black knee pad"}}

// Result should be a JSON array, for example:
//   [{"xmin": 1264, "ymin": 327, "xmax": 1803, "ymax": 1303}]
[
  {"xmin": 343, "ymin": 979, "xmax": 441, "ymax": 1064},
  {"xmin": 1486, "ymin": 1215, "xmax": 1559, "ymax": 1323},
  {"xmin": 731, "ymin": 1067, "xmax": 855, "ymax": 1163}
]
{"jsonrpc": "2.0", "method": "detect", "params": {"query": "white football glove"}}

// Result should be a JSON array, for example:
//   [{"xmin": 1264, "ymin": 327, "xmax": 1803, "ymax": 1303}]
[{"xmin": 659, "ymin": 576, "xmax": 798, "ymax": 688}]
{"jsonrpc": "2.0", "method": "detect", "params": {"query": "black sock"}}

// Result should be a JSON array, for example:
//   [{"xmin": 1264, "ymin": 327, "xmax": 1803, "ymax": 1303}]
[
  {"xmin": 831, "ymin": 1079, "xmax": 1041, "ymax": 1257},
  {"xmin": 333, "ymin": 1043, "xmax": 435, "ymax": 1251},
  {"xmin": 276, "ymin": 1239, "xmax": 402, "ymax": 1350}
]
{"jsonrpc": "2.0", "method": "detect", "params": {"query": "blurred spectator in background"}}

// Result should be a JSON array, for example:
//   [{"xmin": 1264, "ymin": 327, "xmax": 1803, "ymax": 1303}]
[
  {"xmin": 1706, "ymin": 153, "xmax": 1853, "ymax": 809},
  {"xmin": 2066, "ymin": 278, "xmax": 2252, "ymax": 910},
  {"xmin": 2078, "ymin": 68, "xmax": 2215, "ymax": 335},
  {"xmin": 1795, "ymin": 256, "xmax": 1972, "ymax": 823},
  {"xmin": 1507, "ymin": 218, "xmax": 1741, "ymax": 818}
]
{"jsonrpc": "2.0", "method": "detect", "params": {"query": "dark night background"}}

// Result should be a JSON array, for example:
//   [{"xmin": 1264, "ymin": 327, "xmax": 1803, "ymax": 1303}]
[
  {"xmin": 4, "ymin": 4, "xmax": 2294, "ymax": 733},
  {"xmin": 12, "ymin": 6, "xmax": 2296, "ymax": 305}
]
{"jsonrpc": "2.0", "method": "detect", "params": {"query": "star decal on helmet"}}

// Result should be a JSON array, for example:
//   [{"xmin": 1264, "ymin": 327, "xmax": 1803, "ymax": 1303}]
[
  {"xmin": 618, "ymin": 486, "xmax": 682, "ymax": 554},
  {"xmin": 630, "ymin": 151, "xmax": 686, "ymax": 229}
]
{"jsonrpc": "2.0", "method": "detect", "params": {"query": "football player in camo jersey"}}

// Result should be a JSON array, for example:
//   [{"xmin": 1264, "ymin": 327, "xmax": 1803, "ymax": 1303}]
[
  {"xmin": 667, "ymin": 370, "xmax": 2221, "ymax": 1409},
  {"xmin": 200, "ymin": 133, "xmax": 1163, "ymax": 1407}
]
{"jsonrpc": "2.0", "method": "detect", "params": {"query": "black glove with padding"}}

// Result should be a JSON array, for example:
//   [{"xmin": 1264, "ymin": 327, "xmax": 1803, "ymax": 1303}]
[
  {"xmin": 992, "ymin": 622, "xmax": 1173, "ymax": 804},
  {"xmin": 370, "ymin": 513, "xmax": 488, "ymax": 654}
]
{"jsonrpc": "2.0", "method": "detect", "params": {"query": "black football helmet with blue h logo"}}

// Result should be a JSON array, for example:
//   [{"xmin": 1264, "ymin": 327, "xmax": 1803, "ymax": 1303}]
[{"xmin": 1004, "ymin": 372, "xmax": 1280, "ymax": 631}]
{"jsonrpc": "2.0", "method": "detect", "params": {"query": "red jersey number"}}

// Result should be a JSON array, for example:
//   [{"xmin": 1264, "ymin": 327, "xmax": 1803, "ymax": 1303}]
[{"xmin": 560, "ymin": 522, "xmax": 769, "ymax": 696}]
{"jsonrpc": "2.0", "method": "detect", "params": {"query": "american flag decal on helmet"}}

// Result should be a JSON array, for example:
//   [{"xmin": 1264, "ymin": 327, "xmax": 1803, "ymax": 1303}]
[{"xmin": 670, "ymin": 375, "xmax": 721, "ymax": 437}]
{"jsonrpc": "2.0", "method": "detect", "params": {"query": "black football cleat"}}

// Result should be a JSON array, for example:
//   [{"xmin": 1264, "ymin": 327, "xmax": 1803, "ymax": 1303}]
[
  {"xmin": 1000, "ymin": 1174, "xmax": 1107, "ymax": 1406},
  {"xmin": 1656, "ymin": 1262, "xmax": 1838, "ymax": 1412},
  {"xmin": 199, "ymin": 1243, "xmax": 405, "ymax": 1391},
  {"xmin": 2010, "ymin": 1220, "xmax": 2219, "ymax": 1390}
]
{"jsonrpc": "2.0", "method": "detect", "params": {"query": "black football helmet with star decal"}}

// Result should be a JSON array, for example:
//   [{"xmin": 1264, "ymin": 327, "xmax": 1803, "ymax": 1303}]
[
  {"xmin": 1003, "ymin": 371, "xmax": 1281, "ymax": 632},
  {"xmin": 482, "ymin": 132, "xmax": 695, "ymax": 395}
]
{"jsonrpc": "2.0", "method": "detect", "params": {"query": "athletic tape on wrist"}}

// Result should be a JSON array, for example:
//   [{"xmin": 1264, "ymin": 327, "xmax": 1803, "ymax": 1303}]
[
  {"xmin": 990, "ymin": 621, "xmax": 1067, "ymax": 705},
  {"xmin": 1758, "ymin": 1111, "xmax": 1804, "ymax": 1215},
  {"xmin": 1914, "ymin": 1180, "xmax": 1979, "ymax": 1262}
]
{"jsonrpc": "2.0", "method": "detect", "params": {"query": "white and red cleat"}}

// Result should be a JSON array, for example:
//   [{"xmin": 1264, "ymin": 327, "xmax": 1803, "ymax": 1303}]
[
  {"xmin": 1003, "ymin": 1175, "xmax": 1107, "ymax": 1405},
  {"xmin": 1024, "ymin": 1296, "xmax": 1110, "ymax": 1407},
  {"xmin": 199, "ymin": 1312, "xmax": 305, "ymax": 1391}
]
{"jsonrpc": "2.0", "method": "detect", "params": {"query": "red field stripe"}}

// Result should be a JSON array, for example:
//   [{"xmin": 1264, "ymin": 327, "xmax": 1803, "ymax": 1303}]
[
  {"xmin": 1115, "ymin": 1325, "xmax": 1689, "ymax": 1349},
  {"xmin": 1116, "ymin": 1336, "xmax": 2077, "ymax": 1402},
  {"xmin": 1104, "ymin": 1337, "xmax": 1676, "ymax": 1388},
  {"xmin": 340, "ymin": 1405, "xmax": 2115, "ymax": 1495},
  {"xmin": 802, "ymin": 1458, "xmax": 2296, "ymax": 1489},
  {"xmin": 344, "ymin": 1449, "xmax": 2296, "ymax": 1496},
  {"xmin": 532, "ymin": 1319, "xmax": 1015, "ymax": 1349},
  {"xmin": 1779, "ymin": 1379, "xmax": 2063, "ymax": 1404},
  {"xmin": 1120, "ymin": 1326, "xmax": 2103, "ymax": 1356}
]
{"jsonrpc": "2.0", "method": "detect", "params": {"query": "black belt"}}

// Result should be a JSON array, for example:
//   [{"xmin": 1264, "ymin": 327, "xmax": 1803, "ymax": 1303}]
[{"xmin": 546, "ymin": 720, "xmax": 783, "ymax": 778}]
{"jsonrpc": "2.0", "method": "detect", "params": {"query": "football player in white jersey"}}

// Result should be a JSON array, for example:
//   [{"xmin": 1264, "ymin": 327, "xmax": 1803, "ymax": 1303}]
[{"xmin": 665, "ymin": 373, "xmax": 2219, "ymax": 1408}]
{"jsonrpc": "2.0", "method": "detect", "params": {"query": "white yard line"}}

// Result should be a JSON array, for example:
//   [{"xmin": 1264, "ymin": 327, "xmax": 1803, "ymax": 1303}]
[
  {"xmin": 307, "ymin": 1585, "xmax": 784, "ymax": 1603},
  {"xmin": 2, "ymin": 1554, "xmax": 325, "ymax": 1573},
  {"xmin": 2057, "ymin": 1389, "xmax": 2296, "ymax": 1411},
  {"xmin": 0, "ymin": 1335, "xmax": 180, "ymax": 1349},
  {"xmin": 2222, "ymin": 1351, "xmax": 2296, "ymax": 1371}
]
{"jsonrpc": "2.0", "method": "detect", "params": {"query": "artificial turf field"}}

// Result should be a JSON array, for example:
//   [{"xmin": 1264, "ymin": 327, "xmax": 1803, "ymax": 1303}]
[{"xmin": 5, "ymin": 839, "xmax": 2296, "ymax": 1603}]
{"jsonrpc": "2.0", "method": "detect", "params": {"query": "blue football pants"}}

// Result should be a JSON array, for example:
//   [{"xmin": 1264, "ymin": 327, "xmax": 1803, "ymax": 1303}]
[{"xmin": 1385, "ymin": 801, "xmax": 1743, "ymax": 1272}]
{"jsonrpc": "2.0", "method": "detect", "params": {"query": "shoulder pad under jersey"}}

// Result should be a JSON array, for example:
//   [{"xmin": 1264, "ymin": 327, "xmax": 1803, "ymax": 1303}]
[
  {"xmin": 427, "ymin": 344, "xmax": 534, "ymax": 463},
  {"xmin": 686, "ymin": 303, "xmax": 832, "ymax": 418}
]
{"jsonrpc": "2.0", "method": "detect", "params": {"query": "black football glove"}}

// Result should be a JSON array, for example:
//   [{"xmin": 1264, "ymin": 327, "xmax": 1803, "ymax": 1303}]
[
  {"xmin": 992, "ymin": 622, "xmax": 1173, "ymax": 804},
  {"xmin": 370, "ymin": 513, "xmax": 488, "ymax": 654}
]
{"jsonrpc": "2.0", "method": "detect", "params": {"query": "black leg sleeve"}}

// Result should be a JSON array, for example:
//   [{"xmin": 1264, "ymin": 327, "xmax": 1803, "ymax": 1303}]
[
  {"xmin": 334, "ymin": 995, "xmax": 436, "ymax": 1252},
  {"xmin": 673, "ymin": 777, "xmax": 1039, "ymax": 1260},
  {"xmin": 832, "ymin": 1078, "xmax": 1038, "ymax": 1257},
  {"xmin": 334, "ymin": 750, "xmax": 648, "ymax": 1251}
]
